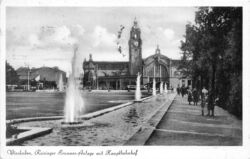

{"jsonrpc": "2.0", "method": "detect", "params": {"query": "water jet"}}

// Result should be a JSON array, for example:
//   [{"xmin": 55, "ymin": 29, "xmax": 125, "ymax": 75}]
[
  {"xmin": 58, "ymin": 73, "xmax": 64, "ymax": 92},
  {"xmin": 164, "ymin": 83, "xmax": 168, "ymax": 93},
  {"xmin": 134, "ymin": 73, "xmax": 142, "ymax": 102},
  {"xmin": 152, "ymin": 78, "xmax": 156, "ymax": 96},
  {"xmin": 62, "ymin": 46, "xmax": 85, "ymax": 125},
  {"xmin": 160, "ymin": 81, "xmax": 163, "ymax": 94}
]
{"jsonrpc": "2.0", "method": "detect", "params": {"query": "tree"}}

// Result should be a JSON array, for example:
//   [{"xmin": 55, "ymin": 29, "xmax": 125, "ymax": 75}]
[
  {"xmin": 6, "ymin": 62, "xmax": 19, "ymax": 85},
  {"xmin": 180, "ymin": 7, "xmax": 242, "ymax": 118},
  {"xmin": 224, "ymin": 9, "xmax": 242, "ymax": 118}
]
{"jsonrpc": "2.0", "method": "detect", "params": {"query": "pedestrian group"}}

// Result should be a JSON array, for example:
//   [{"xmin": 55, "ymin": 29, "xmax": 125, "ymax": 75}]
[{"xmin": 177, "ymin": 85, "xmax": 217, "ymax": 117}]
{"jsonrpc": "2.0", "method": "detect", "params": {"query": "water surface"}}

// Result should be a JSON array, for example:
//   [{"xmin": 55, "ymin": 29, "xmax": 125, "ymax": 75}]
[{"xmin": 6, "ymin": 91, "xmax": 150, "ymax": 120}]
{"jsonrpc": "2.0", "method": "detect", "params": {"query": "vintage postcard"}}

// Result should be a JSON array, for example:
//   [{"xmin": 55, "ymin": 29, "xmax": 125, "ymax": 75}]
[{"xmin": 0, "ymin": 0, "xmax": 249, "ymax": 159}]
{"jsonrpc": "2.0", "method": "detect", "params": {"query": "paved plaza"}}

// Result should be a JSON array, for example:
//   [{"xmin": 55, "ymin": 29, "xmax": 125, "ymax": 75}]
[{"xmin": 145, "ymin": 95, "xmax": 242, "ymax": 145}]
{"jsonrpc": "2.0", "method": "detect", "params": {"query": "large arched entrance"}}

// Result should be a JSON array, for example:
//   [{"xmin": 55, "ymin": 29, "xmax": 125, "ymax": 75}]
[{"xmin": 143, "ymin": 51, "xmax": 171, "ymax": 87}]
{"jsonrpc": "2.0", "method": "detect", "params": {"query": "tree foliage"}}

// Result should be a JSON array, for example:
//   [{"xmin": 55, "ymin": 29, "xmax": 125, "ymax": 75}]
[
  {"xmin": 6, "ymin": 62, "xmax": 19, "ymax": 85},
  {"xmin": 180, "ymin": 7, "xmax": 242, "ymax": 119}
]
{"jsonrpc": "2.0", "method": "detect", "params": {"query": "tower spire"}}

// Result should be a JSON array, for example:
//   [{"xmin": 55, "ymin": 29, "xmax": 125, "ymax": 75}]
[
  {"xmin": 133, "ymin": 17, "xmax": 138, "ymax": 28},
  {"xmin": 155, "ymin": 44, "xmax": 161, "ymax": 54},
  {"xmin": 89, "ymin": 54, "xmax": 93, "ymax": 61}
]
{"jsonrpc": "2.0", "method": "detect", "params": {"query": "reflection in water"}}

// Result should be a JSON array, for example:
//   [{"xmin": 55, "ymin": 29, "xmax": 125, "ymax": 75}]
[{"xmin": 123, "ymin": 107, "xmax": 139, "ymax": 127}]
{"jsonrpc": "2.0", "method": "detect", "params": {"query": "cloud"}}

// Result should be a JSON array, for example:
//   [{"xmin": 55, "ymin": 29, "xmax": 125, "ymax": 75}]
[
  {"xmin": 70, "ymin": 24, "xmax": 85, "ymax": 38},
  {"xmin": 29, "ymin": 26, "xmax": 78, "ymax": 49},
  {"xmin": 6, "ymin": 28, "xmax": 29, "ymax": 50},
  {"xmin": 92, "ymin": 25, "xmax": 116, "ymax": 48},
  {"xmin": 6, "ymin": 25, "xmax": 85, "ymax": 51},
  {"xmin": 163, "ymin": 28, "xmax": 175, "ymax": 41},
  {"xmin": 141, "ymin": 27, "xmax": 182, "ymax": 60},
  {"xmin": 28, "ymin": 34, "xmax": 41, "ymax": 47},
  {"xmin": 45, "ymin": 26, "xmax": 76, "ymax": 45},
  {"xmin": 156, "ymin": 27, "xmax": 175, "ymax": 41}
]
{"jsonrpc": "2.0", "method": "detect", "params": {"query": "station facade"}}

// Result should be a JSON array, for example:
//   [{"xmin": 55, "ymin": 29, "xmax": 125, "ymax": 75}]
[{"xmin": 83, "ymin": 19, "xmax": 191, "ymax": 90}]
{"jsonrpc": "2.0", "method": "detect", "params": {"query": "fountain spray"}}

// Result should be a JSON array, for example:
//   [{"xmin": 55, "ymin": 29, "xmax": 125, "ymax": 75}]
[
  {"xmin": 63, "ymin": 46, "xmax": 84, "ymax": 124},
  {"xmin": 58, "ymin": 74, "xmax": 64, "ymax": 92},
  {"xmin": 135, "ymin": 73, "xmax": 142, "ymax": 102},
  {"xmin": 152, "ymin": 78, "xmax": 156, "ymax": 96},
  {"xmin": 164, "ymin": 83, "xmax": 168, "ymax": 93},
  {"xmin": 160, "ymin": 81, "xmax": 163, "ymax": 94}
]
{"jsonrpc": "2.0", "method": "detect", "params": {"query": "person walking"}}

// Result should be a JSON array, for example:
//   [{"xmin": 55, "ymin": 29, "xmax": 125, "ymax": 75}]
[
  {"xmin": 187, "ymin": 88, "xmax": 193, "ymax": 105},
  {"xmin": 201, "ymin": 86, "xmax": 208, "ymax": 96},
  {"xmin": 181, "ymin": 85, "xmax": 185, "ymax": 97},
  {"xmin": 192, "ymin": 88, "xmax": 199, "ymax": 106},
  {"xmin": 206, "ymin": 87, "xmax": 218, "ymax": 117},
  {"xmin": 207, "ymin": 92, "xmax": 214, "ymax": 117},
  {"xmin": 177, "ymin": 85, "xmax": 180, "ymax": 95},
  {"xmin": 200, "ymin": 92, "xmax": 207, "ymax": 116}
]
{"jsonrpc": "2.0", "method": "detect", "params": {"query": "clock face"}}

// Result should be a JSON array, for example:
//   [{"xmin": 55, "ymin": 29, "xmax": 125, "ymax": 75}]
[
  {"xmin": 133, "ymin": 41, "xmax": 139, "ymax": 47},
  {"xmin": 134, "ymin": 34, "xmax": 137, "ymax": 39}
]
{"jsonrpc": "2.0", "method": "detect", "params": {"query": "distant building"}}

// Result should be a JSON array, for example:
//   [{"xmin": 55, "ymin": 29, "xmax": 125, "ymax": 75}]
[
  {"xmin": 83, "ymin": 19, "xmax": 191, "ymax": 90},
  {"xmin": 169, "ymin": 60, "xmax": 192, "ymax": 88},
  {"xmin": 16, "ymin": 66, "xmax": 67, "ymax": 90}
]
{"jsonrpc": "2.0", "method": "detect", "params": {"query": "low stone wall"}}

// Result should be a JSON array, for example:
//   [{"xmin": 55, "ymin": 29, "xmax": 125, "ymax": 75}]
[
  {"xmin": 6, "ymin": 127, "xmax": 53, "ymax": 145},
  {"xmin": 124, "ymin": 93, "xmax": 176, "ymax": 145}
]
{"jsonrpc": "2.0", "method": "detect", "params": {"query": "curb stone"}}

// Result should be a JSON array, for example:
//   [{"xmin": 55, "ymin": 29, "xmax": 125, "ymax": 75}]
[{"xmin": 124, "ymin": 93, "xmax": 176, "ymax": 145}]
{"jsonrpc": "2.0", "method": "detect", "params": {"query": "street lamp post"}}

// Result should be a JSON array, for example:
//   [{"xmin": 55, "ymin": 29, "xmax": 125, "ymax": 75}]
[{"xmin": 26, "ymin": 65, "xmax": 30, "ymax": 91}]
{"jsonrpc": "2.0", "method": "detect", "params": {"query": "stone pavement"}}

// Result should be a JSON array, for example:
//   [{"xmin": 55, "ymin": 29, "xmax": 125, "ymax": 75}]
[{"xmin": 145, "ymin": 95, "xmax": 242, "ymax": 145}]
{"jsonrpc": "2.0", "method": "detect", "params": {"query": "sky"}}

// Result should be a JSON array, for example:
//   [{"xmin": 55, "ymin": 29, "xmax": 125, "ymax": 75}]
[{"xmin": 6, "ymin": 7, "xmax": 197, "ymax": 74}]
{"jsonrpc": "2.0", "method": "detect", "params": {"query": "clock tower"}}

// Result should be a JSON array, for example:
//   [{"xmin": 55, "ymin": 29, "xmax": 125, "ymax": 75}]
[{"xmin": 129, "ymin": 18, "xmax": 142, "ymax": 76}]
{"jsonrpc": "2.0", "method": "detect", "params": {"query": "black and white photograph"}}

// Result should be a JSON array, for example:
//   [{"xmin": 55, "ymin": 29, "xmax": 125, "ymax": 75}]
[{"xmin": 0, "ymin": 0, "xmax": 249, "ymax": 159}]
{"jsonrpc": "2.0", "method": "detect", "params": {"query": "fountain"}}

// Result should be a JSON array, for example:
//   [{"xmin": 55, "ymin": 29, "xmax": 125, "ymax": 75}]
[
  {"xmin": 164, "ymin": 83, "xmax": 168, "ymax": 93},
  {"xmin": 62, "ymin": 46, "xmax": 85, "ymax": 125},
  {"xmin": 152, "ymin": 78, "xmax": 156, "ymax": 96},
  {"xmin": 58, "ymin": 73, "xmax": 64, "ymax": 92},
  {"xmin": 160, "ymin": 81, "xmax": 163, "ymax": 94},
  {"xmin": 134, "ymin": 73, "xmax": 142, "ymax": 102}
]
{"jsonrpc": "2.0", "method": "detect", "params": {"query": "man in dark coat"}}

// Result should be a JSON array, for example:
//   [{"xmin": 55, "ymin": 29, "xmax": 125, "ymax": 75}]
[
  {"xmin": 181, "ymin": 85, "xmax": 185, "ymax": 97},
  {"xmin": 177, "ymin": 85, "xmax": 180, "ymax": 95},
  {"xmin": 192, "ymin": 88, "xmax": 199, "ymax": 106},
  {"xmin": 207, "ymin": 91, "xmax": 215, "ymax": 117},
  {"xmin": 187, "ymin": 89, "xmax": 192, "ymax": 105}
]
